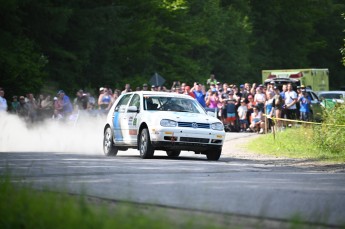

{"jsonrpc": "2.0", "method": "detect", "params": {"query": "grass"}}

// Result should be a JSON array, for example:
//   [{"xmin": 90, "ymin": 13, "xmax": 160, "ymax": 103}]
[
  {"xmin": 1, "ymin": 175, "xmax": 325, "ymax": 229},
  {"xmin": 0, "ymin": 175, "xmax": 228, "ymax": 229},
  {"xmin": 246, "ymin": 126, "xmax": 345, "ymax": 162}
]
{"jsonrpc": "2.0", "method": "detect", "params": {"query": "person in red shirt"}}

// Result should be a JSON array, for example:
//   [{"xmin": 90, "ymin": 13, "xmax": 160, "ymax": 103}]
[{"xmin": 184, "ymin": 85, "xmax": 195, "ymax": 98}]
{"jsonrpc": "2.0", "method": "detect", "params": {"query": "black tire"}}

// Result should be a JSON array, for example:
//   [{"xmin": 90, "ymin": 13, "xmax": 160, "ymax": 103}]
[
  {"xmin": 206, "ymin": 149, "xmax": 221, "ymax": 161},
  {"xmin": 139, "ymin": 128, "xmax": 154, "ymax": 159},
  {"xmin": 103, "ymin": 127, "xmax": 118, "ymax": 156},
  {"xmin": 166, "ymin": 150, "xmax": 181, "ymax": 157}
]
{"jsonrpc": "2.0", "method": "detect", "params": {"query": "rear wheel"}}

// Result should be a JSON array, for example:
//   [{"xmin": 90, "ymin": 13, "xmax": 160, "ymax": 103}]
[
  {"xmin": 103, "ymin": 127, "xmax": 118, "ymax": 156},
  {"xmin": 206, "ymin": 149, "xmax": 221, "ymax": 161},
  {"xmin": 166, "ymin": 150, "xmax": 181, "ymax": 157},
  {"xmin": 139, "ymin": 128, "xmax": 154, "ymax": 159}
]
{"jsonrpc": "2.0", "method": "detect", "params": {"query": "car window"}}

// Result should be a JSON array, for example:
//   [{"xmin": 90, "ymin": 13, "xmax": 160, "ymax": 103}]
[
  {"xmin": 128, "ymin": 94, "xmax": 140, "ymax": 110},
  {"xmin": 144, "ymin": 96, "xmax": 204, "ymax": 113},
  {"xmin": 309, "ymin": 92, "xmax": 319, "ymax": 101},
  {"xmin": 114, "ymin": 94, "xmax": 132, "ymax": 113},
  {"xmin": 319, "ymin": 93, "xmax": 343, "ymax": 99}
]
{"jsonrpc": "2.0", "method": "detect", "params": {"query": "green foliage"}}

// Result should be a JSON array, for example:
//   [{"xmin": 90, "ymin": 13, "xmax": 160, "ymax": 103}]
[
  {"xmin": 1, "ymin": 0, "xmax": 345, "ymax": 98},
  {"xmin": 248, "ymin": 113, "xmax": 345, "ymax": 162},
  {"xmin": 0, "ymin": 0, "xmax": 47, "ymax": 98},
  {"xmin": 0, "ymin": 177, "xmax": 226, "ymax": 229},
  {"xmin": 250, "ymin": 0, "xmax": 345, "ymax": 88},
  {"xmin": 341, "ymin": 13, "xmax": 345, "ymax": 67},
  {"xmin": 314, "ymin": 103, "xmax": 345, "ymax": 155}
]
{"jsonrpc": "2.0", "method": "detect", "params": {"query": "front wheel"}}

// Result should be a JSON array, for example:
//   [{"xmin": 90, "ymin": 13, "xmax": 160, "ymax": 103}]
[
  {"xmin": 166, "ymin": 150, "xmax": 181, "ymax": 157},
  {"xmin": 103, "ymin": 127, "xmax": 118, "ymax": 156},
  {"xmin": 139, "ymin": 128, "xmax": 154, "ymax": 159},
  {"xmin": 206, "ymin": 149, "xmax": 221, "ymax": 161}
]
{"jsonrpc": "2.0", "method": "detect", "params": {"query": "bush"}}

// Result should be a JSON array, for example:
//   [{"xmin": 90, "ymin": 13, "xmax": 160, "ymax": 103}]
[{"xmin": 314, "ymin": 103, "xmax": 345, "ymax": 155}]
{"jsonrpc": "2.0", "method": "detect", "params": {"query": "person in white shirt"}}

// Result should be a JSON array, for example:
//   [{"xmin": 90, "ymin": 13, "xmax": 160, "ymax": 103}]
[
  {"xmin": 284, "ymin": 83, "xmax": 298, "ymax": 126},
  {"xmin": 0, "ymin": 89, "xmax": 8, "ymax": 112},
  {"xmin": 237, "ymin": 99, "xmax": 248, "ymax": 132}
]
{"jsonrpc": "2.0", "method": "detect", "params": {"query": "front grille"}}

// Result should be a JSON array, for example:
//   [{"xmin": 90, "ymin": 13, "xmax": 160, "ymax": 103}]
[
  {"xmin": 180, "ymin": 137, "xmax": 209, "ymax": 143},
  {"xmin": 178, "ymin": 122, "xmax": 210, "ymax": 129}
]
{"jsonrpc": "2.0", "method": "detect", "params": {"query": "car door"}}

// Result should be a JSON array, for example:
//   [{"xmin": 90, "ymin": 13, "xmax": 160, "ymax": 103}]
[
  {"xmin": 307, "ymin": 91, "xmax": 322, "ymax": 121},
  {"xmin": 124, "ymin": 93, "xmax": 141, "ymax": 144},
  {"xmin": 112, "ymin": 94, "xmax": 132, "ymax": 144}
]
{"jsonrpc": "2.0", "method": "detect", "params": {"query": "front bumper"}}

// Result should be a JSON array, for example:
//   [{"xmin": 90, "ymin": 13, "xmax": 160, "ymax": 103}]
[{"xmin": 149, "ymin": 128, "xmax": 224, "ymax": 152}]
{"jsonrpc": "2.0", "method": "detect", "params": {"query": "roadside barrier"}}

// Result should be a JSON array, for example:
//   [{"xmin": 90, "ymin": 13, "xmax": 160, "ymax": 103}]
[
  {"xmin": 263, "ymin": 114, "xmax": 345, "ymax": 127},
  {"xmin": 262, "ymin": 114, "xmax": 345, "ymax": 140}
]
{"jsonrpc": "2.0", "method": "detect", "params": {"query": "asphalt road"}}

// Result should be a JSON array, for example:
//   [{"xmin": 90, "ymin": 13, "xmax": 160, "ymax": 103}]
[{"xmin": 1, "ymin": 132, "xmax": 345, "ymax": 227}]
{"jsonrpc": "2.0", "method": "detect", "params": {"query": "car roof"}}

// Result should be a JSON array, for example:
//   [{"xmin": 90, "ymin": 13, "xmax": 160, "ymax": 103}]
[
  {"xmin": 122, "ymin": 91, "xmax": 194, "ymax": 99},
  {"xmin": 318, "ymin": 91, "xmax": 345, "ymax": 94}
]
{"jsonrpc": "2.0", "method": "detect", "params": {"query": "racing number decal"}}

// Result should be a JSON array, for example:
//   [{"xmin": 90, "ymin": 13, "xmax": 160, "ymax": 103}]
[{"xmin": 128, "ymin": 117, "xmax": 138, "ymax": 135}]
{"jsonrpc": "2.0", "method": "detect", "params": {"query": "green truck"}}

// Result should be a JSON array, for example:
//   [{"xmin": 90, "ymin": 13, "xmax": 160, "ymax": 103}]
[{"xmin": 262, "ymin": 68, "xmax": 329, "ymax": 91}]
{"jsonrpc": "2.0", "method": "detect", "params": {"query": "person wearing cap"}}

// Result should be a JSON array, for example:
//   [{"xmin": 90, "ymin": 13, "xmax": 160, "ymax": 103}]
[
  {"xmin": 298, "ymin": 88, "xmax": 312, "ymax": 121},
  {"xmin": 0, "ymin": 88, "xmax": 7, "ymax": 112},
  {"xmin": 75, "ymin": 89, "xmax": 88, "ymax": 110},
  {"xmin": 98, "ymin": 87, "xmax": 113, "ymax": 110},
  {"xmin": 239, "ymin": 84, "xmax": 247, "ymax": 98},
  {"xmin": 11, "ymin": 96, "xmax": 19, "ymax": 114},
  {"xmin": 17, "ymin": 96, "xmax": 29, "ymax": 119},
  {"xmin": 151, "ymin": 85, "xmax": 158, "ymax": 91},
  {"xmin": 54, "ymin": 90, "xmax": 73, "ymax": 119},
  {"xmin": 215, "ymin": 81, "xmax": 222, "ymax": 92},
  {"xmin": 205, "ymin": 83, "xmax": 216, "ymax": 101}
]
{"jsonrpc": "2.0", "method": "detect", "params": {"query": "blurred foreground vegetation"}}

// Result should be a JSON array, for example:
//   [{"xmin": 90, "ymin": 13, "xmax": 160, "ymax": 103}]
[{"xmin": 0, "ymin": 176, "xmax": 214, "ymax": 229}]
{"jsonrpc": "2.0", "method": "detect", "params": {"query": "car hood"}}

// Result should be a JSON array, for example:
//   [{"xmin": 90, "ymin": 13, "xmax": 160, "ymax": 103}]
[{"xmin": 146, "ymin": 111, "xmax": 220, "ymax": 124}]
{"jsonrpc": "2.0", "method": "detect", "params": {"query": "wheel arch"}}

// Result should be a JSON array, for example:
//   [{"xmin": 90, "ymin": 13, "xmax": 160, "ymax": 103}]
[
  {"xmin": 104, "ymin": 124, "xmax": 111, "ymax": 134},
  {"xmin": 137, "ymin": 122, "xmax": 149, "ymax": 150}
]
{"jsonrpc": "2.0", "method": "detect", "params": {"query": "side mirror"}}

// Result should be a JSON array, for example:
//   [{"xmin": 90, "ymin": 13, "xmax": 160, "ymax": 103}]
[{"xmin": 127, "ymin": 105, "xmax": 139, "ymax": 113}]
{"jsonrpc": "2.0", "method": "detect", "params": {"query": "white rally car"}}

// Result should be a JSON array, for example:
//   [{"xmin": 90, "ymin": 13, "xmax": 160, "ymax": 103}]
[{"xmin": 103, "ymin": 91, "xmax": 225, "ymax": 160}]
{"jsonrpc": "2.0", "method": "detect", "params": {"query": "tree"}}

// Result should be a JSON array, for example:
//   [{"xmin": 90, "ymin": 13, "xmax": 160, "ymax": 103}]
[
  {"xmin": 342, "ymin": 13, "xmax": 345, "ymax": 67},
  {"xmin": 0, "ymin": 0, "xmax": 48, "ymax": 98}
]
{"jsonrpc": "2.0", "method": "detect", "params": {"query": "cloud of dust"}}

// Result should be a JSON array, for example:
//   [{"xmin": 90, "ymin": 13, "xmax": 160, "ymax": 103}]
[{"xmin": 0, "ymin": 112, "xmax": 106, "ymax": 154}]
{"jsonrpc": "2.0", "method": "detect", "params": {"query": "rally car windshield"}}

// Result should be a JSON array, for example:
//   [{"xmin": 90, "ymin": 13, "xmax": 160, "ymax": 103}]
[{"xmin": 144, "ymin": 96, "xmax": 204, "ymax": 113}]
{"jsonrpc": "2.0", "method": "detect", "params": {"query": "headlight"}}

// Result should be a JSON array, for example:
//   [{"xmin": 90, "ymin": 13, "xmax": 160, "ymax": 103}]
[
  {"xmin": 160, "ymin": 119, "xmax": 177, "ymax": 127},
  {"xmin": 211, "ymin": 122, "xmax": 224, "ymax": 131}
]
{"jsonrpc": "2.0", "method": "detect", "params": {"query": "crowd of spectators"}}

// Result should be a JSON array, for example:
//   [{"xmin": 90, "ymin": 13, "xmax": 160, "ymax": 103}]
[{"xmin": 0, "ymin": 74, "xmax": 311, "ymax": 132}]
